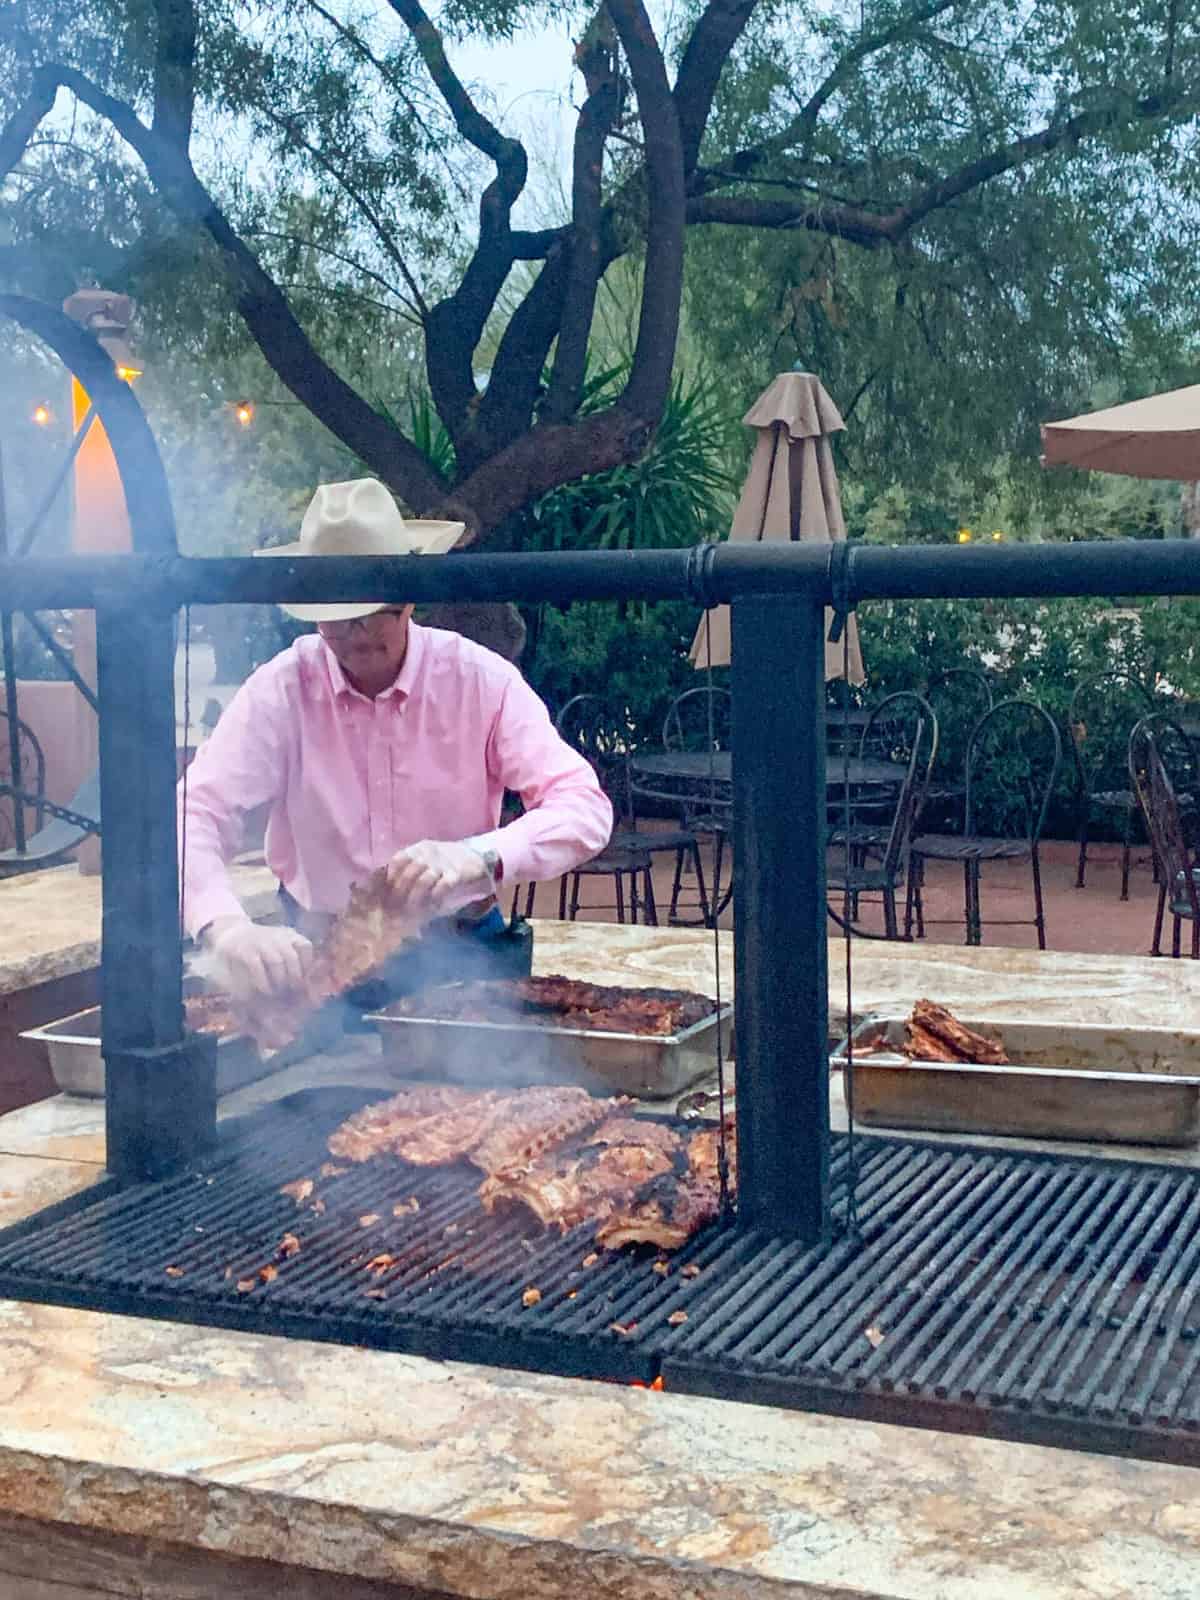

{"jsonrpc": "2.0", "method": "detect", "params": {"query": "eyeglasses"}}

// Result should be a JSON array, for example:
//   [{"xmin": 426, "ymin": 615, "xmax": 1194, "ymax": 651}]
[{"xmin": 319, "ymin": 608, "xmax": 408, "ymax": 641}]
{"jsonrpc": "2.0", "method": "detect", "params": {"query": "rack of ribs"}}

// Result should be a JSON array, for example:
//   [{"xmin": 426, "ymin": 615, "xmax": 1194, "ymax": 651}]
[
  {"xmin": 595, "ymin": 1120, "xmax": 737, "ymax": 1251},
  {"xmin": 478, "ymin": 1117, "xmax": 683, "ymax": 1231},
  {"xmin": 222, "ymin": 866, "xmax": 423, "ymax": 1051},
  {"xmin": 327, "ymin": 1084, "xmax": 628, "ymax": 1171},
  {"xmin": 904, "ymin": 999, "xmax": 1008, "ymax": 1065},
  {"xmin": 388, "ymin": 976, "xmax": 717, "ymax": 1037}
]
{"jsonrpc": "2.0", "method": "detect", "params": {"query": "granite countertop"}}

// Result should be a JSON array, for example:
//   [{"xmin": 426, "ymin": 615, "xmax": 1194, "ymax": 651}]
[
  {"xmin": 0, "ymin": 860, "xmax": 280, "ymax": 997},
  {"xmin": 1, "ymin": 924, "xmax": 1200, "ymax": 1596}
]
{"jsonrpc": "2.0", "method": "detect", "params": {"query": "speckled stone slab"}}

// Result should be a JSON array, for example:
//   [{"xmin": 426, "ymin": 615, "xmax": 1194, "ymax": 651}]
[
  {"xmin": 0, "ymin": 1302, "xmax": 1196, "ymax": 1599},
  {"xmin": 0, "ymin": 863, "xmax": 280, "ymax": 997}
]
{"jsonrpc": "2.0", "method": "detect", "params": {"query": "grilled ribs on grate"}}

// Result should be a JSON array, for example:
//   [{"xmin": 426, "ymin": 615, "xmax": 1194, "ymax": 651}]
[{"xmin": 325, "ymin": 1088, "xmax": 735, "ymax": 1250}]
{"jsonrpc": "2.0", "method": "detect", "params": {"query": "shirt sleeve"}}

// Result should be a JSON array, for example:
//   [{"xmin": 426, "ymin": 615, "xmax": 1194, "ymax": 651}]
[
  {"xmin": 466, "ymin": 673, "xmax": 612, "ymax": 883},
  {"xmin": 177, "ymin": 663, "xmax": 289, "ymax": 939}
]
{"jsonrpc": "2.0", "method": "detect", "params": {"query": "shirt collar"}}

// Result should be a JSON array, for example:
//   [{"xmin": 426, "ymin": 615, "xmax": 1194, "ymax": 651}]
[{"xmin": 320, "ymin": 621, "xmax": 425, "ymax": 704}]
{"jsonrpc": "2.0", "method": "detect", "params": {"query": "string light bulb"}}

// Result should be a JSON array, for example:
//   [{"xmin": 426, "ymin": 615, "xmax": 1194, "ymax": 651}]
[
  {"xmin": 116, "ymin": 363, "xmax": 143, "ymax": 382},
  {"xmin": 956, "ymin": 528, "xmax": 973, "ymax": 544},
  {"xmin": 235, "ymin": 401, "xmax": 254, "ymax": 427},
  {"xmin": 32, "ymin": 403, "xmax": 52, "ymax": 426}
]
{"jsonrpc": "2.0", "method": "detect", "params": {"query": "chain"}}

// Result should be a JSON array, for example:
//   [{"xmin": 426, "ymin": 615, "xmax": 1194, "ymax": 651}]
[
  {"xmin": 704, "ymin": 606, "xmax": 732, "ymax": 1217},
  {"xmin": 178, "ymin": 605, "xmax": 192, "ymax": 941},
  {"xmin": 840, "ymin": 618, "xmax": 861, "ymax": 1238}
]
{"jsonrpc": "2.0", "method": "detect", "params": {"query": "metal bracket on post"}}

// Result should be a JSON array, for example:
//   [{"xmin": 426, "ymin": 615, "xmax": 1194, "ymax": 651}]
[
  {"xmin": 105, "ymin": 1037, "xmax": 217, "ymax": 1182},
  {"xmin": 731, "ymin": 592, "xmax": 831, "ymax": 1243}
]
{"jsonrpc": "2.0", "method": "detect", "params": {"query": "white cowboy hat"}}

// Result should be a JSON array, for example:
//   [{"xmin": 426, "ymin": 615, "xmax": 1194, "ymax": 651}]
[{"xmin": 255, "ymin": 478, "xmax": 465, "ymax": 622}]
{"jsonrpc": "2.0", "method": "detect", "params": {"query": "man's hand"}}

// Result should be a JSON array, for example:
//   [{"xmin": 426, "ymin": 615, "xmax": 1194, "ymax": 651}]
[
  {"xmin": 385, "ymin": 840, "xmax": 496, "ymax": 918},
  {"xmin": 203, "ymin": 917, "xmax": 314, "ymax": 1001}
]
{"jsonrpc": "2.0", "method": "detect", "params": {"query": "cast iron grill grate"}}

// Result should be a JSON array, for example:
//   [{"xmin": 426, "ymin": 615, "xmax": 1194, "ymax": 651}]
[{"xmin": 3, "ymin": 1087, "xmax": 1200, "ymax": 1465}]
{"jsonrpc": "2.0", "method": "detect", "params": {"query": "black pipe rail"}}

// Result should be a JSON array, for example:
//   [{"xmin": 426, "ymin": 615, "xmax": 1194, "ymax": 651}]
[{"xmin": 4, "ymin": 537, "xmax": 1200, "ymax": 613}]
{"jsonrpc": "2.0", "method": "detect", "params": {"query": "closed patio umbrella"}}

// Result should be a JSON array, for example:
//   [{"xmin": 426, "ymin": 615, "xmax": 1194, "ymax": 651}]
[
  {"xmin": 689, "ymin": 370, "xmax": 865, "ymax": 681},
  {"xmin": 1042, "ymin": 386, "xmax": 1200, "ymax": 480}
]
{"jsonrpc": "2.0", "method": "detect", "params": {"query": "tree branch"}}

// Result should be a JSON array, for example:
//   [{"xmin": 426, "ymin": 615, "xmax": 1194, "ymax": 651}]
[
  {"xmin": 543, "ymin": 14, "xmax": 624, "ymax": 425},
  {"xmin": 673, "ymin": 0, "xmax": 759, "ymax": 178},
  {"xmin": 712, "ymin": 0, "xmax": 963, "ymax": 183},
  {"xmin": 0, "ymin": 77, "xmax": 57, "ymax": 180},
  {"xmin": 606, "ymin": 0, "xmax": 685, "ymax": 424},
  {"xmin": 34, "ymin": 62, "xmax": 447, "ymax": 507},
  {"xmin": 454, "ymin": 407, "xmax": 659, "ymax": 531},
  {"xmin": 386, "ymin": 0, "xmax": 520, "ymax": 166},
  {"xmin": 259, "ymin": 104, "xmax": 429, "ymax": 318},
  {"xmin": 510, "ymin": 226, "xmax": 567, "ymax": 259},
  {"xmin": 887, "ymin": 85, "xmax": 1200, "ymax": 236},
  {"xmin": 686, "ymin": 192, "xmax": 892, "ymax": 246},
  {"xmin": 246, "ymin": 228, "xmax": 422, "ymax": 324},
  {"xmin": 151, "ymin": 0, "xmax": 196, "ymax": 150},
  {"xmin": 387, "ymin": 0, "xmax": 528, "ymax": 454}
]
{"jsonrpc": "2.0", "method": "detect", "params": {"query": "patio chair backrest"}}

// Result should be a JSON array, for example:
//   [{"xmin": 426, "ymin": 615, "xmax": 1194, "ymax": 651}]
[
  {"xmin": 555, "ymin": 694, "xmax": 631, "ymax": 814},
  {"xmin": 663, "ymin": 687, "xmax": 731, "ymax": 754},
  {"xmin": 0, "ymin": 711, "xmax": 47, "ymax": 849},
  {"xmin": 964, "ymin": 698, "xmax": 1062, "ymax": 844},
  {"xmin": 1129, "ymin": 715, "xmax": 1200, "ymax": 918},
  {"xmin": 855, "ymin": 691, "xmax": 939, "ymax": 878},
  {"xmin": 924, "ymin": 666, "xmax": 994, "ymax": 774},
  {"xmin": 1067, "ymin": 671, "xmax": 1155, "ymax": 797}
]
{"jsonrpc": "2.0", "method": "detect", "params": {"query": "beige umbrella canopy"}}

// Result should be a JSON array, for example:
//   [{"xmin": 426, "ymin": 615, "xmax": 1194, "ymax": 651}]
[
  {"xmin": 1042, "ymin": 386, "xmax": 1200, "ymax": 480},
  {"xmin": 689, "ymin": 371, "xmax": 865, "ymax": 682}
]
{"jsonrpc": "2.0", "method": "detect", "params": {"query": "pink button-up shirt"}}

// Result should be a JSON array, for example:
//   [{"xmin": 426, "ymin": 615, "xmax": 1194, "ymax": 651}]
[{"xmin": 178, "ymin": 626, "xmax": 612, "ymax": 937}]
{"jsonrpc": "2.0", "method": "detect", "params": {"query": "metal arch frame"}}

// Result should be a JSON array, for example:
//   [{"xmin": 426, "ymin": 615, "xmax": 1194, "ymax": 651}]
[{"xmin": 0, "ymin": 295, "xmax": 178, "ymax": 557}]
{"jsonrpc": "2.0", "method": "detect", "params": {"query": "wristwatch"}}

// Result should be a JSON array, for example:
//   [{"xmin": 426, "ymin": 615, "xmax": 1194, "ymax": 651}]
[{"xmin": 470, "ymin": 846, "xmax": 503, "ymax": 890}]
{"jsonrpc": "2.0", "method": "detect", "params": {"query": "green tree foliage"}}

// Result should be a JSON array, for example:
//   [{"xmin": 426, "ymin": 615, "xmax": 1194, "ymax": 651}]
[{"xmin": 4, "ymin": 0, "xmax": 1200, "ymax": 536}]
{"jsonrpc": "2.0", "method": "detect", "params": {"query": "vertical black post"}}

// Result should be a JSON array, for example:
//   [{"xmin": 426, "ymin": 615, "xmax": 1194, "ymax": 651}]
[
  {"xmin": 0, "ymin": 444, "xmax": 26, "ymax": 854},
  {"xmin": 96, "ymin": 604, "xmax": 216, "ymax": 1180},
  {"xmin": 731, "ymin": 594, "xmax": 830, "ymax": 1241}
]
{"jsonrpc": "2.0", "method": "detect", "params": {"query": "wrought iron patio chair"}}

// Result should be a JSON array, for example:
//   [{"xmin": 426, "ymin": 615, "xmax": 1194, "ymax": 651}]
[
  {"xmin": 920, "ymin": 665, "xmax": 995, "ymax": 823},
  {"xmin": 655, "ymin": 686, "xmax": 733, "ymax": 920},
  {"xmin": 0, "ymin": 711, "xmax": 46, "ymax": 854},
  {"xmin": 908, "ymin": 698, "xmax": 1062, "ymax": 948},
  {"xmin": 1129, "ymin": 714, "xmax": 1200, "ymax": 958},
  {"xmin": 515, "ymin": 695, "xmax": 693, "ymax": 925},
  {"xmin": 1067, "ymin": 670, "xmax": 1155, "ymax": 900},
  {"xmin": 827, "ymin": 691, "xmax": 939, "ymax": 940}
]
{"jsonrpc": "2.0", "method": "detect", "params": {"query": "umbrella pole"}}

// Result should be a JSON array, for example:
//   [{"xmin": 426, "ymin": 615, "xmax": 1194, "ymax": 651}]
[{"xmin": 731, "ymin": 594, "xmax": 830, "ymax": 1242}]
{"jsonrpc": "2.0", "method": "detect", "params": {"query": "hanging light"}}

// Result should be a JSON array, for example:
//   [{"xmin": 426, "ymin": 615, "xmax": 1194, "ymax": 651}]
[
  {"xmin": 234, "ymin": 401, "xmax": 255, "ymax": 427},
  {"xmin": 32, "ymin": 402, "xmax": 52, "ymax": 426},
  {"xmin": 956, "ymin": 528, "xmax": 973, "ymax": 544},
  {"xmin": 991, "ymin": 530, "xmax": 1004, "ymax": 542}
]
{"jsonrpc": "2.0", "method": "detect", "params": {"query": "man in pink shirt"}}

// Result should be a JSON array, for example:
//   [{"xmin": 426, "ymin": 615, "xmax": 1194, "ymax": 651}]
[{"xmin": 180, "ymin": 479, "xmax": 612, "ymax": 1001}]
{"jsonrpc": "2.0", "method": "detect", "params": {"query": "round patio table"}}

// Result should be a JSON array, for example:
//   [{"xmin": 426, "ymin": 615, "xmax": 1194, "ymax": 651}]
[
  {"xmin": 630, "ymin": 750, "xmax": 905, "ymax": 798},
  {"xmin": 629, "ymin": 750, "xmax": 905, "ymax": 925}
]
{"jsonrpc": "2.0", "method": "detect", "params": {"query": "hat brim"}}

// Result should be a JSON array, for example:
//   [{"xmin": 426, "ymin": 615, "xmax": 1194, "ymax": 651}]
[{"xmin": 253, "ymin": 520, "xmax": 466, "ymax": 623}]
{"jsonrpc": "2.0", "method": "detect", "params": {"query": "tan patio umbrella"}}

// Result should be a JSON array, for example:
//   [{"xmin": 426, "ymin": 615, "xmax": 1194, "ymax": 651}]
[
  {"xmin": 689, "ymin": 370, "xmax": 865, "ymax": 681},
  {"xmin": 1042, "ymin": 385, "xmax": 1200, "ymax": 480}
]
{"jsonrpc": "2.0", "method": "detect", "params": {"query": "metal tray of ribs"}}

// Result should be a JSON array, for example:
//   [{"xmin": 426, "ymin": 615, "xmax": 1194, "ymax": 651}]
[{"xmin": 368, "ymin": 975, "xmax": 734, "ymax": 1100}]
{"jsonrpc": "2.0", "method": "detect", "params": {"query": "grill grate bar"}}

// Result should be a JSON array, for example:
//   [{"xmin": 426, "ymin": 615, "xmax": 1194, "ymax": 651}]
[
  {"xmin": 936, "ymin": 1164, "xmax": 1117, "ymax": 1403},
  {"xmin": 906, "ymin": 1162, "xmax": 1095, "ymax": 1398},
  {"xmin": 1085, "ymin": 1184, "xmax": 1200, "ymax": 1422},
  {"xmin": 1043, "ymin": 1176, "xmax": 1197, "ymax": 1416},
  {"xmin": 743, "ymin": 1152, "xmax": 987, "ymax": 1371},
  {"xmin": 999, "ymin": 1170, "xmax": 1174, "ymax": 1407},
  {"xmin": 844, "ymin": 1157, "xmax": 1051, "ymax": 1389}
]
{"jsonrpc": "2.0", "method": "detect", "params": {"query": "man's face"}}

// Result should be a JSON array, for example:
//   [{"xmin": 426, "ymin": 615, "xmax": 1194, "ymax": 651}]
[{"xmin": 317, "ymin": 605, "xmax": 414, "ymax": 694}]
